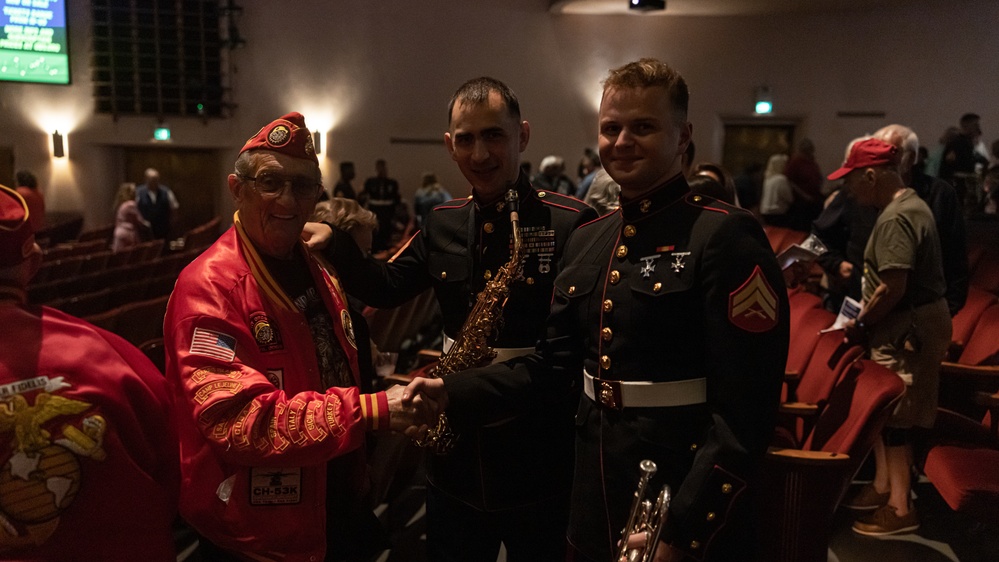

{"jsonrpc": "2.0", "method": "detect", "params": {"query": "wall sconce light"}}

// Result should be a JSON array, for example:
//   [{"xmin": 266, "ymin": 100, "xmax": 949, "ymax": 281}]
[
  {"xmin": 52, "ymin": 130, "xmax": 65, "ymax": 158},
  {"xmin": 754, "ymin": 86, "xmax": 773, "ymax": 114},
  {"xmin": 312, "ymin": 130, "xmax": 323, "ymax": 155}
]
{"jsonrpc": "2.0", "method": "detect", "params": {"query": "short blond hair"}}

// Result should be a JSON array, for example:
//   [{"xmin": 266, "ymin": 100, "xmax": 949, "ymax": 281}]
[{"xmin": 603, "ymin": 58, "xmax": 689, "ymax": 123}]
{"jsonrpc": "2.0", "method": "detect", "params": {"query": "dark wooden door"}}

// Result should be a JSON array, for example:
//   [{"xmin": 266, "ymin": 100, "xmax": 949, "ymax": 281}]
[{"xmin": 124, "ymin": 147, "xmax": 225, "ymax": 237}]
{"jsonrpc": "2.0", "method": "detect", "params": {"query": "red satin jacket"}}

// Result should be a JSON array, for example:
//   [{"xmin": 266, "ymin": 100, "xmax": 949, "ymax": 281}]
[{"xmin": 164, "ymin": 215, "xmax": 388, "ymax": 561}]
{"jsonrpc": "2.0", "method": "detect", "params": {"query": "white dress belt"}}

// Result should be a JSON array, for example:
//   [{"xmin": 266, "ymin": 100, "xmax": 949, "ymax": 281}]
[
  {"xmin": 442, "ymin": 335, "xmax": 535, "ymax": 365},
  {"xmin": 584, "ymin": 369, "xmax": 707, "ymax": 410}
]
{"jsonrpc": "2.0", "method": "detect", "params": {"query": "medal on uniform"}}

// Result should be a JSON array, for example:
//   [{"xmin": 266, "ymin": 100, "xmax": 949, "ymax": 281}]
[
  {"xmin": 670, "ymin": 251, "xmax": 691, "ymax": 273},
  {"xmin": 639, "ymin": 254, "xmax": 661, "ymax": 278}
]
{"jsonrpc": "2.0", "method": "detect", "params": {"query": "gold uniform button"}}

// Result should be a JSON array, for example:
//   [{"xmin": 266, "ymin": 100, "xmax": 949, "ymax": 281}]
[
  {"xmin": 640, "ymin": 200, "xmax": 652, "ymax": 213},
  {"xmin": 441, "ymin": 271, "xmax": 447, "ymax": 280},
  {"xmin": 616, "ymin": 245, "xmax": 628, "ymax": 259},
  {"xmin": 690, "ymin": 443, "xmax": 698, "ymax": 451},
  {"xmin": 601, "ymin": 327, "xmax": 612, "ymax": 341},
  {"xmin": 706, "ymin": 512, "xmax": 716, "ymax": 521},
  {"xmin": 603, "ymin": 299, "xmax": 613, "ymax": 313},
  {"xmin": 538, "ymin": 191, "xmax": 547, "ymax": 198},
  {"xmin": 690, "ymin": 541, "xmax": 701, "ymax": 549},
  {"xmin": 609, "ymin": 270, "xmax": 620, "ymax": 284},
  {"xmin": 568, "ymin": 286, "xmax": 576, "ymax": 295},
  {"xmin": 483, "ymin": 222, "xmax": 494, "ymax": 233},
  {"xmin": 722, "ymin": 483, "xmax": 733, "ymax": 494},
  {"xmin": 623, "ymin": 225, "xmax": 637, "ymax": 238},
  {"xmin": 484, "ymin": 270, "xmax": 492, "ymax": 280},
  {"xmin": 693, "ymin": 195, "xmax": 702, "ymax": 202},
  {"xmin": 600, "ymin": 355, "xmax": 611, "ymax": 369},
  {"xmin": 653, "ymin": 282, "xmax": 662, "ymax": 293},
  {"xmin": 526, "ymin": 277, "xmax": 535, "ymax": 285},
  {"xmin": 496, "ymin": 201, "xmax": 506, "ymax": 212}
]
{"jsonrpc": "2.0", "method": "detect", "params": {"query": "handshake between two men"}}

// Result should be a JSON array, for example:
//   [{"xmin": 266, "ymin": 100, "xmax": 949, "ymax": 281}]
[{"xmin": 382, "ymin": 377, "xmax": 449, "ymax": 439}]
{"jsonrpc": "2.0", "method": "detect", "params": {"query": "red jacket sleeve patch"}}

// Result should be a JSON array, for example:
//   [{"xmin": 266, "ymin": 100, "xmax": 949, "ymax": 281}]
[{"xmin": 728, "ymin": 265, "xmax": 779, "ymax": 332}]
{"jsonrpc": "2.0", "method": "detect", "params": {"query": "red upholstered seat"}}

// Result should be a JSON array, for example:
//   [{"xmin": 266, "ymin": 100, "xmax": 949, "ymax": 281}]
[
  {"xmin": 957, "ymin": 304, "xmax": 999, "ymax": 366},
  {"xmin": 949, "ymin": 288, "xmax": 999, "ymax": 360},
  {"xmin": 759, "ymin": 360, "xmax": 906, "ymax": 562},
  {"xmin": 924, "ymin": 445, "xmax": 999, "ymax": 521}
]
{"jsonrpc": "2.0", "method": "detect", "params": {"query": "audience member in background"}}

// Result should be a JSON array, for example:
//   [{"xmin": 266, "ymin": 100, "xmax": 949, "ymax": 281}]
[
  {"xmin": 734, "ymin": 161, "xmax": 764, "ymax": 215},
  {"xmin": 834, "ymin": 138, "xmax": 951, "ymax": 536},
  {"xmin": 413, "ymin": 171, "xmax": 453, "ymax": 227},
  {"xmin": 922, "ymin": 127, "xmax": 960, "ymax": 179},
  {"xmin": 14, "ymin": 170, "xmax": 45, "ymax": 232},
  {"xmin": 760, "ymin": 153, "xmax": 794, "ymax": 226},
  {"xmin": 532, "ymin": 154, "xmax": 575, "ymax": 195},
  {"xmin": 136, "ymin": 168, "xmax": 179, "ymax": 240},
  {"xmin": 163, "ymin": 112, "xmax": 427, "ymax": 561},
  {"xmin": 983, "ymin": 167, "xmax": 999, "ymax": 215},
  {"xmin": 939, "ymin": 113, "xmax": 988, "ymax": 205},
  {"xmin": 0, "ymin": 183, "xmax": 179, "ymax": 560},
  {"xmin": 332, "ymin": 161, "xmax": 357, "ymax": 200},
  {"xmin": 691, "ymin": 162, "xmax": 739, "ymax": 206},
  {"xmin": 582, "ymin": 167, "xmax": 621, "ymax": 216},
  {"xmin": 111, "ymin": 182, "xmax": 151, "ymax": 253},
  {"xmin": 360, "ymin": 159, "xmax": 401, "ymax": 253},
  {"xmin": 873, "ymin": 124, "xmax": 968, "ymax": 316},
  {"xmin": 574, "ymin": 147, "xmax": 601, "ymax": 198},
  {"xmin": 784, "ymin": 138, "xmax": 824, "ymax": 230}
]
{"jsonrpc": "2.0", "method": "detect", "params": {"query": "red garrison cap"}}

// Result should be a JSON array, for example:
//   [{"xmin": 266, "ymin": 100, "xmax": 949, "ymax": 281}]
[
  {"xmin": 239, "ymin": 112, "xmax": 318, "ymax": 165},
  {"xmin": 0, "ymin": 184, "xmax": 36, "ymax": 267},
  {"xmin": 827, "ymin": 138, "xmax": 901, "ymax": 180}
]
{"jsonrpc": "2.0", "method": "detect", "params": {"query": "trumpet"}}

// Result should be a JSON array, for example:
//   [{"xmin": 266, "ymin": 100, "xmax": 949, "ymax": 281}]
[{"xmin": 616, "ymin": 459, "xmax": 671, "ymax": 562}]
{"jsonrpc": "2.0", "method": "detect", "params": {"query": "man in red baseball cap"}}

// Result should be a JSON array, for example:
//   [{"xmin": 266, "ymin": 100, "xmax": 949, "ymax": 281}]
[
  {"xmin": 834, "ymin": 137, "xmax": 951, "ymax": 536},
  {"xmin": 0, "ymin": 184, "xmax": 180, "ymax": 560},
  {"xmin": 164, "ymin": 112, "xmax": 433, "ymax": 561}
]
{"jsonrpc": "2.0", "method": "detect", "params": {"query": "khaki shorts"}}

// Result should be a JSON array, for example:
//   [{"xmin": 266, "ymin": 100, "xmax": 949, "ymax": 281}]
[{"xmin": 869, "ymin": 299, "xmax": 951, "ymax": 429}]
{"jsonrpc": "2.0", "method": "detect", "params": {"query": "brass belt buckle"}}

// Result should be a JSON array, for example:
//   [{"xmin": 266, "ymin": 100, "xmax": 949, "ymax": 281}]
[{"xmin": 597, "ymin": 379, "xmax": 624, "ymax": 410}]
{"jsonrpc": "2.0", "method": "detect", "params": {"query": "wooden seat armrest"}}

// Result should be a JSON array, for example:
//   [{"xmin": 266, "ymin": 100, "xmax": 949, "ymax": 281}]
[
  {"xmin": 416, "ymin": 349, "xmax": 442, "ymax": 366},
  {"xmin": 784, "ymin": 370, "xmax": 801, "ymax": 382},
  {"xmin": 766, "ymin": 448, "xmax": 852, "ymax": 467},
  {"xmin": 975, "ymin": 391, "xmax": 999, "ymax": 409},
  {"xmin": 779, "ymin": 402, "xmax": 820, "ymax": 417},
  {"xmin": 940, "ymin": 362, "xmax": 999, "ymax": 382}
]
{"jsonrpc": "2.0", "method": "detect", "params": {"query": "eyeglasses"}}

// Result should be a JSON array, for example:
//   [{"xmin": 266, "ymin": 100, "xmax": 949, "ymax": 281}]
[{"xmin": 240, "ymin": 173, "xmax": 322, "ymax": 200}]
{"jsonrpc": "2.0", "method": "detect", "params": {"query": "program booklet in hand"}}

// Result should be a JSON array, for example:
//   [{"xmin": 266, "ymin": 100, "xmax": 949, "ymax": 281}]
[
  {"xmin": 821, "ymin": 296, "xmax": 864, "ymax": 333},
  {"xmin": 777, "ymin": 233, "xmax": 828, "ymax": 271}
]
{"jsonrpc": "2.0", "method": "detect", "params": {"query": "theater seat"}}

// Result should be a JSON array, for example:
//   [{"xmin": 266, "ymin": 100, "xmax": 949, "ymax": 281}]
[
  {"xmin": 949, "ymin": 288, "xmax": 999, "ymax": 361},
  {"xmin": 758, "ymin": 360, "xmax": 906, "ymax": 562}
]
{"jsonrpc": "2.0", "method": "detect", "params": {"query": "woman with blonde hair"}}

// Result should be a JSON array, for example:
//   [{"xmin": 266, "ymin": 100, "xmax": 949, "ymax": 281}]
[{"xmin": 111, "ymin": 182, "xmax": 151, "ymax": 252}]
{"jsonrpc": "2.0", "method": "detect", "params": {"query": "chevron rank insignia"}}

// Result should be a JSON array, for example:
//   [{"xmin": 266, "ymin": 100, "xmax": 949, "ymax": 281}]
[{"xmin": 728, "ymin": 265, "xmax": 778, "ymax": 332}]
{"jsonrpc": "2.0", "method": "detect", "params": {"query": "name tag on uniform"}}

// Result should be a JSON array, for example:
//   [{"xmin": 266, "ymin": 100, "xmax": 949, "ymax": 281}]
[{"xmin": 249, "ymin": 467, "xmax": 302, "ymax": 505}]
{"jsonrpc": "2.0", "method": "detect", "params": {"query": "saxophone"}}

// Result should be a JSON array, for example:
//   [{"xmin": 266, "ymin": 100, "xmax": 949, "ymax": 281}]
[{"xmin": 414, "ymin": 188, "xmax": 527, "ymax": 455}]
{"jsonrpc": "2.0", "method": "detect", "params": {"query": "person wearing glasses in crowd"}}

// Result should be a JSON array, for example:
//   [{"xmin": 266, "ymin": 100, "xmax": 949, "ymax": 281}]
[{"xmin": 163, "ymin": 112, "xmax": 432, "ymax": 561}]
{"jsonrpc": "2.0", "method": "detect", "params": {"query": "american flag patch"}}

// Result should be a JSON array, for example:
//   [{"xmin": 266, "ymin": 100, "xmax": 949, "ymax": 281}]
[{"xmin": 190, "ymin": 327, "xmax": 237, "ymax": 362}]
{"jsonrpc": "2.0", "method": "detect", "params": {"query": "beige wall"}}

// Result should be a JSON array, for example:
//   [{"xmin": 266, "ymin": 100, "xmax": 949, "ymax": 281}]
[{"xmin": 1, "ymin": 0, "xmax": 995, "ymax": 229}]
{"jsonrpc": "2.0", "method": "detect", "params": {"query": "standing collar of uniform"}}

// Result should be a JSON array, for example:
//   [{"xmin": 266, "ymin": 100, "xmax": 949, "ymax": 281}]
[
  {"xmin": 620, "ymin": 173, "xmax": 690, "ymax": 223},
  {"xmin": 473, "ymin": 173, "xmax": 533, "ymax": 219},
  {"xmin": 232, "ymin": 211, "xmax": 299, "ymax": 313}
]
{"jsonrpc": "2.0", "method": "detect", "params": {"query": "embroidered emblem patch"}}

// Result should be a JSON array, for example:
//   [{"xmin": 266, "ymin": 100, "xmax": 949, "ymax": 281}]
[
  {"xmin": 250, "ymin": 312, "xmax": 283, "ymax": 352},
  {"xmin": 266, "ymin": 369, "xmax": 284, "ymax": 389},
  {"xmin": 249, "ymin": 467, "xmax": 302, "ymax": 505},
  {"xmin": 267, "ymin": 124, "xmax": 291, "ymax": 147},
  {"xmin": 190, "ymin": 328, "xmax": 237, "ymax": 362},
  {"xmin": 728, "ymin": 265, "xmax": 779, "ymax": 332}
]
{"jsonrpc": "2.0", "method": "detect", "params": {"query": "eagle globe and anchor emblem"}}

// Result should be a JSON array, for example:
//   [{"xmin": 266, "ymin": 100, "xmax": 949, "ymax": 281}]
[{"xmin": 0, "ymin": 378, "xmax": 106, "ymax": 550}]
